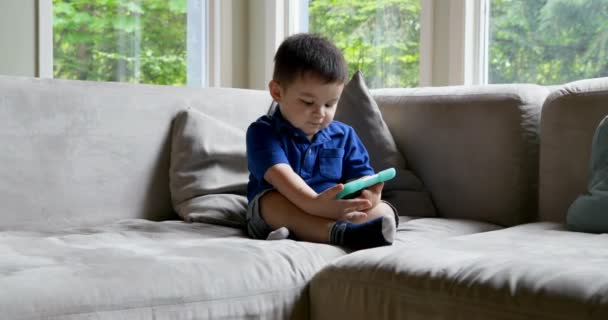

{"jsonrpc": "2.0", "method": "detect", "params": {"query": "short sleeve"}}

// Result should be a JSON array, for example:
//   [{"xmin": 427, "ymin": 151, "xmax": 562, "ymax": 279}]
[
  {"xmin": 342, "ymin": 127, "xmax": 375, "ymax": 180},
  {"xmin": 246, "ymin": 120, "xmax": 289, "ymax": 180}
]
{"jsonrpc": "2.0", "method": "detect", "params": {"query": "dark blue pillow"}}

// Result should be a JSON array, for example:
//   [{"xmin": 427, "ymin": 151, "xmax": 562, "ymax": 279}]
[{"xmin": 567, "ymin": 116, "xmax": 608, "ymax": 233}]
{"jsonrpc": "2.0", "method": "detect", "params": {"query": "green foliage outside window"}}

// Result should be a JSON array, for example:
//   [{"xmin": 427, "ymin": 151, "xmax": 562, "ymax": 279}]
[
  {"xmin": 53, "ymin": 0, "xmax": 187, "ymax": 85},
  {"xmin": 309, "ymin": 0, "xmax": 421, "ymax": 88},
  {"xmin": 53, "ymin": 0, "xmax": 607, "ymax": 87},
  {"xmin": 490, "ymin": 0, "xmax": 608, "ymax": 84}
]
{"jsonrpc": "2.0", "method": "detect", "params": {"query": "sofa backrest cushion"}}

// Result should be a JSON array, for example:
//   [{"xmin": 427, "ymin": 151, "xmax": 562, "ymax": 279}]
[
  {"xmin": 373, "ymin": 84, "xmax": 549, "ymax": 227},
  {"xmin": 539, "ymin": 77, "xmax": 608, "ymax": 222},
  {"xmin": 0, "ymin": 76, "xmax": 271, "ymax": 231}
]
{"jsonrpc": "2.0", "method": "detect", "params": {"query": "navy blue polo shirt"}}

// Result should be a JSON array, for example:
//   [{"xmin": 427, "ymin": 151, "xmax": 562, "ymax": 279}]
[{"xmin": 246, "ymin": 106, "xmax": 375, "ymax": 201}]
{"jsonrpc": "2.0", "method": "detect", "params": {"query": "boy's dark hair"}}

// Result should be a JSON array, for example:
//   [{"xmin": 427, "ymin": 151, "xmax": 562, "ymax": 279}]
[{"xmin": 273, "ymin": 33, "xmax": 347, "ymax": 87}]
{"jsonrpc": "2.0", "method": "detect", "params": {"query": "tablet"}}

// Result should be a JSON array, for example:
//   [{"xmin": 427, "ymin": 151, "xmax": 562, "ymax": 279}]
[{"xmin": 336, "ymin": 168, "xmax": 396, "ymax": 199}]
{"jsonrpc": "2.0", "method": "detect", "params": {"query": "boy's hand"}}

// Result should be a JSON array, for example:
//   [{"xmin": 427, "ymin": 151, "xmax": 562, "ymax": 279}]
[
  {"xmin": 263, "ymin": 164, "xmax": 372, "ymax": 220},
  {"xmin": 307, "ymin": 184, "xmax": 372, "ymax": 220},
  {"xmin": 356, "ymin": 181, "xmax": 384, "ymax": 209}
]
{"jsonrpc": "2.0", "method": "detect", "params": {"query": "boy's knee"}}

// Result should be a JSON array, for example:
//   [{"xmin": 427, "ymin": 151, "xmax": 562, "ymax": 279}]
[{"xmin": 258, "ymin": 191, "xmax": 284, "ymax": 215}]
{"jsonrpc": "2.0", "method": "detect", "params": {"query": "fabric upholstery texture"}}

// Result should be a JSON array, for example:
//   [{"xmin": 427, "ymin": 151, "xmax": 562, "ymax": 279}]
[
  {"xmin": 392, "ymin": 216, "xmax": 502, "ymax": 245},
  {"xmin": 373, "ymin": 84, "xmax": 549, "ymax": 226},
  {"xmin": 0, "ymin": 219, "xmax": 346, "ymax": 320},
  {"xmin": 567, "ymin": 115, "xmax": 608, "ymax": 233},
  {"xmin": 5, "ymin": 74, "xmax": 608, "ymax": 320},
  {"xmin": 170, "ymin": 108, "xmax": 250, "ymax": 227},
  {"xmin": 311, "ymin": 222, "xmax": 608, "ymax": 320},
  {"xmin": 335, "ymin": 71, "xmax": 436, "ymax": 217},
  {"xmin": 0, "ymin": 76, "xmax": 271, "ymax": 231},
  {"xmin": 539, "ymin": 77, "xmax": 608, "ymax": 223}
]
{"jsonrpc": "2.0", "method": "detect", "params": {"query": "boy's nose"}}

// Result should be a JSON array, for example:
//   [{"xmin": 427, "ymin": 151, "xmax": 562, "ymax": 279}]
[{"xmin": 313, "ymin": 104, "xmax": 324, "ymax": 115}]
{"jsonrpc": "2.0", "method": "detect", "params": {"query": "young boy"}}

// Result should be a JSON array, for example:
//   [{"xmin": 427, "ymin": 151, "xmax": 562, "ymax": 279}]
[{"xmin": 246, "ymin": 33, "xmax": 398, "ymax": 250}]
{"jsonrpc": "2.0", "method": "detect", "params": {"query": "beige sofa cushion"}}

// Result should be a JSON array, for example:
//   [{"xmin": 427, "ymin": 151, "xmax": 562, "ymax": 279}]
[
  {"xmin": 0, "ymin": 219, "xmax": 346, "ymax": 320},
  {"xmin": 311, "ymin": 222, "xmax": 608, "ymax": 320},
  {"xmin": 0, "ymin": 76, "xmax": 271, "ymax": 231},
  {"xmin": 539, "ymin": 77, "xmax": 608, "ymax": 222},
  {"xmin": 393, "ymin": 216, "xmax": 502, "ymax": 245},
  {"xmin": 374, "ymin": 84, "xmax": 549, "ymax": 226}
]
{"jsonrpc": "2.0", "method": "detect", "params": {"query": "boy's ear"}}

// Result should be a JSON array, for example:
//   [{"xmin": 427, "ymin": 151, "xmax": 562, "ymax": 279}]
[{"xmin": 268, "ymin": 80, "xmax": 283, "ymax": 102}]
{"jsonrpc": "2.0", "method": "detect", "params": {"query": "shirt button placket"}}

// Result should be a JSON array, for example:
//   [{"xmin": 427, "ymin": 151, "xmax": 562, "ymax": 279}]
[
  {"xmin": 299, "ymin": 146, "xmax": 309, "ymax": 178},
  {"xmin": 305, "ymin": 147, "xmax": 315, "ymax": 177}
]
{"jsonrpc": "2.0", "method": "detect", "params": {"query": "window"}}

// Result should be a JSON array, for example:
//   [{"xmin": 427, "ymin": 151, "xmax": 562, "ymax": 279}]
[
  {"xmin": 45, "ymin": 1, "xmax": 607, "ymax": 89},
  {"xmin": 53, "ymin": 0, "xmax": 189, "ymax": 86},
  {"xmin": 489, "ymin": 0, "xmax": 608, "ymax": 85},
  {"xmin": 306, "ymin": 0, "xmax": 421, "ymax": 88}
]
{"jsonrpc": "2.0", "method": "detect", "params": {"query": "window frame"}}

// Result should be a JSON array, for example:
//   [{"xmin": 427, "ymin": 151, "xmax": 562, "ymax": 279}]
[
  {"xmin": 426, "ymin": 0, "xmax": 489, "ymax": 86},
  {"xmin": 37, "ymin": 0, "xmax": 53, "ymax": 79},
  {"xmin": 284, "ymin": 0, "xmax": 489, "ymax": 87},
  {"xmin": 37, "ymin": 0, "xmax": 232, "ymax": 87},
  {"xmin": 38, "ymin": 0, "xmax": 491, "ymax": 88}
]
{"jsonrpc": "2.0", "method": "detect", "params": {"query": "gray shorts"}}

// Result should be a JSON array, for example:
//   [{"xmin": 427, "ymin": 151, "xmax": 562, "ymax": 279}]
[
  {"xmin": 246, "ymin": 189, "xmax": 276, "ymax": 240},
  {"xmin": 246, "ymin": 189, "xmax": 400, "ymax": 240}
]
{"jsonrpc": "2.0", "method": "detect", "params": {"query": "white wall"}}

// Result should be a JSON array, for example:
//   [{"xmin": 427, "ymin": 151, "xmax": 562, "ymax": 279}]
[
  {"xmin": 0, "ymin": 0, "xmax": 37, "ymax": 77},
  {"xmin": 431, "ymin": 0, "xmax": 452, "ymax": 86},
  {"xmin": 231, "ymin": 0, "xmax": 249, "ymax": 89},
  {"xmin": 247, "ymin": 1, "xmax": 268, "ymax": 90}
]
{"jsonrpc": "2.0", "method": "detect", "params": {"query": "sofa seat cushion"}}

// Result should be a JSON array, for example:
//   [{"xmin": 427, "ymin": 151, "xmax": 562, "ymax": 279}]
[
  {"xmin": 0, "ymin": 219, "xmax": 346, "ymax": 320},
  {"xmin": 310, "ymin": 222, "xmax": 608, "ymax": 320},
  {"xmin": 394, "ymin": 217, "xmax": 502, "ymax": 245}
]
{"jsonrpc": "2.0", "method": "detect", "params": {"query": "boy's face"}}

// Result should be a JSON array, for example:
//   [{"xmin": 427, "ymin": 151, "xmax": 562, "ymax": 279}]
[{"xmin": 269, "ymin": 73, "xmax": 344, "ymax": 140}]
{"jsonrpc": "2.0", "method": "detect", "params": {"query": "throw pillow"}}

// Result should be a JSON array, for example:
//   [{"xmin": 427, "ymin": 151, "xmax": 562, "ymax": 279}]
[
  {"xmin": 567, "ymin": 115, "xmax": 608, "ymax": 233},
  {"xmin": 334, "ymin": 71, "xmax": 437, "ymax": 217},
  {"xmin": 175, "ymin": 194, "xmax": 247, "ymax": 228},
  {"xmin": 169, "ymin": 108, "xmax": 249, "ymax": 228}
]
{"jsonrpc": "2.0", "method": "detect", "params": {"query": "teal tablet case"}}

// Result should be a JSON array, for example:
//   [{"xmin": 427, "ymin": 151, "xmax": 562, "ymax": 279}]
[{"xmin": 336, "ymin": 168, "xmax": 396, "ymax": 199}]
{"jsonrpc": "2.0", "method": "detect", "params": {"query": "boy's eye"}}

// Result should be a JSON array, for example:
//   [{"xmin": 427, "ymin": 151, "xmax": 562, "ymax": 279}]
[
  {"xmin": 300, "ymin": 99, "xmax": 314, "ymax": 105},
  {"xmin": 324, "ymin": 101, "xmax": 338, "ymax": 108}
]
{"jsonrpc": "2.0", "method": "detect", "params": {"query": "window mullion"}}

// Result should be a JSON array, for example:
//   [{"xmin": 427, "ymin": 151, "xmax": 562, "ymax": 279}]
[
  {"xmin": 469, "ymin": 0, "xmax": 489, "ymax": 85},
  {"xmin": 447, "ymin": 0, "xmax": 488, "ymax": 86},
  {"xmin": 37, "ymin": 0, "xmax": 53, "ymax": 78},
  {"xmin": 187, "ymin": 0, "xmax": 208, "ymax": 87},
  {"xmin": 420, "ymin": 0, "xmax": 434, "ymax": 87}
]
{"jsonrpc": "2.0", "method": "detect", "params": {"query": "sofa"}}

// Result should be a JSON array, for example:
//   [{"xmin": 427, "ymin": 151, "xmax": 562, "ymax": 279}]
[{"xmin": 1, "ymin": 75, "xmax": 607, "ymax": 320}]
